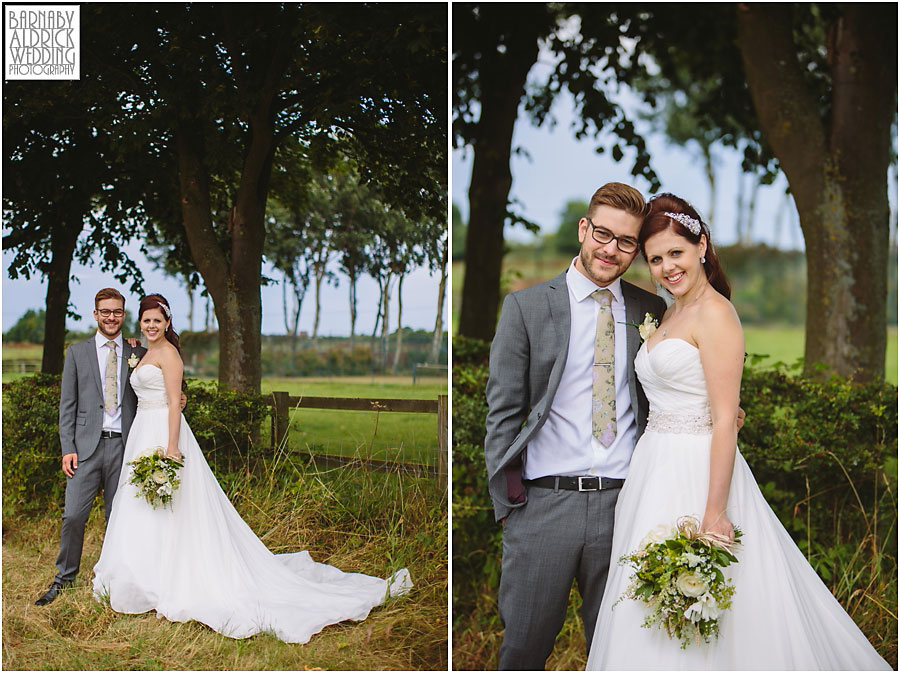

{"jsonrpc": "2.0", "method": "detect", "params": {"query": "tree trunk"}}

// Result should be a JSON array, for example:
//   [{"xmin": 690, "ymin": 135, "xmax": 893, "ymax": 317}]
[
  {"xmin": 391, "ymin": 275, "xmax": 405, "ymax": 375},
  {"xmin": 176, "ymin": 115, "xmax": 270, "ymax": 393},
  {"xmin": 41, "ymin": 220, "xmax": 80, "ymax": 375},
  {"xmin": 379, "ymin": 273, "xmax": 393, "ymax": 372},
  {"xmin": 348, "ymin": 270, "xmax": 358, "ymax": 351},
  {"xmin": 735, "ymin": 171, "xmax": 747, "ymax": 244},
  {"xmin": 311, "ymin": 261, "xmax": 324, "ymax": 350},
  {"xmin": 703, "ymin": 144, "xmax": 716, "ymax": 228},
  {"xmin": 745, "ymin": 176, "xmax": 761, "ymax": 244},
  {"xmin": 185, "ymin": 275, "xmax": 195, "ymax": 332},
  {"xmin": 736, "ymin": 4, "xmax": 895, "ymax": 381},
  {"xmin": 429, "ymin": 239, "xmax": 448, "ymax": 364},
  {"xmin": 370, "ymin": 275, "xmax": 383, "ymax": 356},
  {"xmin": 458, "ymin": 15, "xmax": 542, "ymax": 341}
]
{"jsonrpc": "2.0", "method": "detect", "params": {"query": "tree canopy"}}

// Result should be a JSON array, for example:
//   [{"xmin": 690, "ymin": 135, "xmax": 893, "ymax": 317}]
[{"xmin": 4, "ymin": 4, "xmax": 447, "ymax": 391}]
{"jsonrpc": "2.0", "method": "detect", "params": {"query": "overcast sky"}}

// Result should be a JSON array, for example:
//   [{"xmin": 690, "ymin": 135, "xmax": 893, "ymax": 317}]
[
  {"xmin": 2, "ymin": 239, "xmax": 447, "ymax": 337},
  {"xmin": 452, "ymin": 56, "xmax": 898, "ymax": 252}
]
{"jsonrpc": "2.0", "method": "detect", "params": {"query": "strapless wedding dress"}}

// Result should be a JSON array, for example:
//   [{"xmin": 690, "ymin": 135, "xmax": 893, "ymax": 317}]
[
  {"xmin": 92, "ymin": 365, "xmax": 411, "ymax": 643},
  {"xmin": 586, "ymin": 339, "xmax": 889, "ymax": 670}
]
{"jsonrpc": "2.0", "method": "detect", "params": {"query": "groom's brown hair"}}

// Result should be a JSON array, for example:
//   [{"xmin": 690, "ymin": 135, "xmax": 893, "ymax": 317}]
[
  {"xmin": 588, "ymin": 182, "xmax": 648, "ymax": 219},
  {"xmin": 95, "ymin": 288, "xmax": 125, "ymax": 307}
]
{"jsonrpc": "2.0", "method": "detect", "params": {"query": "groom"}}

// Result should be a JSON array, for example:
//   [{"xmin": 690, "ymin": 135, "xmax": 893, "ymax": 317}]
[
  {"xmin": 35, "ymin": 288, "xmax": 146, "ymax": 606},
  {"xmin": 484, "ymin": 182, "xmax": 667, "ymax": 669}
]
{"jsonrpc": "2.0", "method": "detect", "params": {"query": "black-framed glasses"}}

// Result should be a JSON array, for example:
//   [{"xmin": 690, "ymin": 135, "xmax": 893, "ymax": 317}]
[
  {"xmin": 586, "ymin": 218, "xmax": 639, "ymax": 253},
  {"xmin": 97, "ymin": 309, "xmax": 125, "ymax": 318}
]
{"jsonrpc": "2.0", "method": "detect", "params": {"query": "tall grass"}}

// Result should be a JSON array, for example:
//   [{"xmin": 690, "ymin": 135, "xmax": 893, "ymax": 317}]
[{"xmin": 3, "ymin": 443, "xmax": 447, "ymax": 670}]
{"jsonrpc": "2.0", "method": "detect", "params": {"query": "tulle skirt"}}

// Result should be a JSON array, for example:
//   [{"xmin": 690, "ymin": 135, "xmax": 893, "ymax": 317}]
[
  {"xmin": 586, "ymin": 428, "xmax": 890, "ymax": 670},
  {"xmin": 92, "ymin": 406, "xmax": 411, "ymax": 643}
]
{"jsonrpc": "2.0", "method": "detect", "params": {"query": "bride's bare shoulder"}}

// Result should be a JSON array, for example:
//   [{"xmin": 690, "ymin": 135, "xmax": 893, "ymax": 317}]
[
  {"xmin": 157, "ymin": 343, "xmax": 184, "ymax": 370},
  {"xmin": 699, "ymin": 291, "xmax": 741, "ymax": 327}
]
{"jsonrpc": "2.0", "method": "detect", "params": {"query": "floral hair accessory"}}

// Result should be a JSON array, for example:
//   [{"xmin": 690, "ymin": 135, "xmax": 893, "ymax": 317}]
[
  {"xmin": 157, "ymin": 302, "xmax": 171, "ymax": 319},
  {"xmin": 664, "ymin": 212, "xmax": 702, "ymax": 236}
]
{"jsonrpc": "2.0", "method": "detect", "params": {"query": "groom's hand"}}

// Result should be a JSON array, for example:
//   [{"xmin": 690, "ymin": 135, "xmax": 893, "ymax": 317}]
[
  {"xmin": 62, "ymin": 453, "xmax": 78, "ymax": 478},
  {"xmin": 736, "ymin": 406, "xmax": 746, "ymax": 431}
]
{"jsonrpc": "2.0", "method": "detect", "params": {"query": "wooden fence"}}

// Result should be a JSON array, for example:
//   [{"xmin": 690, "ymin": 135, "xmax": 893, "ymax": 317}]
[
  {"xmin": 268, "ymin": 392, "xmax": 448, "ymax": 484},
  {"xmin": 2, "ymin": 359, "xmax": 41, "ymax": 373}
]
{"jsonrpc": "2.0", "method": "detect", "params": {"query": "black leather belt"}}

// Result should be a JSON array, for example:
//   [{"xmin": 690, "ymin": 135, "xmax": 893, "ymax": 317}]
[
  {"xmin": 100, "ymin": 431, "xmax": 122, "ymax": 439},
  {"xmin": 525, "ymin": 475, "xmax": 625, "ymax": 492}
]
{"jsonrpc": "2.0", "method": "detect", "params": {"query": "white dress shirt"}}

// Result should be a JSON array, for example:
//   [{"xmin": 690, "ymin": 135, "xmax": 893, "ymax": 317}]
[
  {"xmin": 522, "ymin": 260, "xmax": 637, "ymax": 480},
  {"xmin": 94, "ymin": 331, "xmax": 124, "ymax": 433}
]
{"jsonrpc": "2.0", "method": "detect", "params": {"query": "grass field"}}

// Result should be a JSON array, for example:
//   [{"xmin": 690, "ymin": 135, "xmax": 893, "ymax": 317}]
[
  {"xmin": 3, "ymin": 452, "xmax": 447, "ymax": 670},
  {"xmin": 744, "ymin": 326, "xmax": 898, "ymax": 384},
  {"xmin": 260, "ymin": 377, "xmax": 447, "ymax": 466}
]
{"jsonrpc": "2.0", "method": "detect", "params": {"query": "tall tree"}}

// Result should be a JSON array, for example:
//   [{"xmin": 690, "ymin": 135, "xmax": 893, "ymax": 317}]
[
  {"xmin": 427, "ymin": 231, "xmax": 449, "ymax": 364},
  {"xmin": 734, "ymin": 4, "xmax": 895, "ymax": 380},
  {"xmin": 632, "ymin": 4, "xmax": 896, "ymax": 380},
  {"xmin": 12, "ymin": 3, "xmax": 445, "ymax": 393},
  {"xmin": 453, "ymin": 4, "xmax": 660, "ymax": 341},
  {"xmin": 3, "ymin": 84, "xmax": 146, "ymax": 374}
]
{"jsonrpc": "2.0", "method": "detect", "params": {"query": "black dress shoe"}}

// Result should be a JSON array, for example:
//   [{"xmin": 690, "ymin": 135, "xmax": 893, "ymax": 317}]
[{"xmin": 34, "ymin": 581, "xmax": 71, "ymax": 606}]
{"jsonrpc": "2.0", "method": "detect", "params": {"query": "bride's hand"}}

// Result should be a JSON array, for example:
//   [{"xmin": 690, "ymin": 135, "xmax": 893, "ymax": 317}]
[
  {"xmin": 701, "ymin": 511, "xmax": 735, "ymax": 543},
  {"xmin": 166, "ymin": 446, "xmax": 183, "ymax": 463}
]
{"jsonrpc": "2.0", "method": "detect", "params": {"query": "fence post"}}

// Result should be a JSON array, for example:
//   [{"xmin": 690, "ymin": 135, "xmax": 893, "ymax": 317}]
[
  {"xmin": 271, "ymin": 391, "xmax": 290, "ymax": 447},
  {"xmin": 437, "ymin": 394, "xmax": 448, "ymax": 488}
]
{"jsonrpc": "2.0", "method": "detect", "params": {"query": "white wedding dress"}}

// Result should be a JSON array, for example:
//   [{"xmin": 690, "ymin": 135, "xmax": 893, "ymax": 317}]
[
  {"xmin": 92, "ymin": 365, "xmax": 411, "ymax": 643},
  {"xmin": 586, "ymin": 339, "xmax": 890, "ymax": 670}
]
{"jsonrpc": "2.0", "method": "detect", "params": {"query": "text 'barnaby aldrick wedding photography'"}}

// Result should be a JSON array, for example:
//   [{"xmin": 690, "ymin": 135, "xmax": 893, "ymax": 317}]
[{"xmin": 5, "ymin": 5, "xmax": 79, "ymax": 79}]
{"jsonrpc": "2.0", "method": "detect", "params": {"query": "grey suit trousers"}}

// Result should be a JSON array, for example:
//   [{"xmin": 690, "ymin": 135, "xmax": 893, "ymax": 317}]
[
  {"xmin": 54, "ymin": 435, "xmax": 125, "ymax": 583},
  {"xmin": 498, "ymin": 483, "xmax": 621, "ymax": 670}
]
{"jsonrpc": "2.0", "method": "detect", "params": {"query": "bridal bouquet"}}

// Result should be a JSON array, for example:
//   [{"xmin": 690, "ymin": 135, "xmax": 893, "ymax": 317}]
[
  {"xmin": 615, "ymin": 515, "xmax": 742, "ymax": 648},
  {"xmin": 128, "ymin": 446, "xmax": 184, "ymax": 509}
]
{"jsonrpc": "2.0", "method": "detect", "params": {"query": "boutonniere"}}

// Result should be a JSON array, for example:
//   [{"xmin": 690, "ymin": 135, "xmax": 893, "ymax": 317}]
[
  {"xmin": 127, "ymin": 353, "xmax": 140, "ymax": 369},
  {"xmin": 619, "ymin": 313, "xmax": 659, "ymax": 342}
]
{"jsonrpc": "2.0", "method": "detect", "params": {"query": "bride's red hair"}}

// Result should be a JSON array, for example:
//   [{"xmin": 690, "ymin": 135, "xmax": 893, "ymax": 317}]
[{"xmin": 138, "ymin": 294, "xmax": 182, "ymax": 354}]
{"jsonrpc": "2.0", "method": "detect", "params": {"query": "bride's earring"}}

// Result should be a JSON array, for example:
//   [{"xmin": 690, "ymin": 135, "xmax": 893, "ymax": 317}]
[{"xmin": 700, "ymin": 256, "xmax": 706, "ymax": 264}]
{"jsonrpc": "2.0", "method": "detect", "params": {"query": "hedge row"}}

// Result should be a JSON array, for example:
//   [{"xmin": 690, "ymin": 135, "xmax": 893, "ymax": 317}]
[{"xmin": 451, "ymin": 336, "xmax": 898, "ymax": 611}]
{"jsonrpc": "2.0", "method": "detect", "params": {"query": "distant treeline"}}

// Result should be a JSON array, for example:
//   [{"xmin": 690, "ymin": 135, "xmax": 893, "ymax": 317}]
[{"xmin": 497, "ymin": 241, "xmax": 899, "ymax": 327}]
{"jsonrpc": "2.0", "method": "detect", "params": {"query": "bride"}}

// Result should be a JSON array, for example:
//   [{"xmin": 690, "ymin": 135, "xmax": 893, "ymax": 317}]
[
  {"xmin": 92, "ymin": 294, "xmax": 411, "ymax": 643},
  {"xmin": 586, "ymin": 195, "xmax": 889, "ymax": 670}
]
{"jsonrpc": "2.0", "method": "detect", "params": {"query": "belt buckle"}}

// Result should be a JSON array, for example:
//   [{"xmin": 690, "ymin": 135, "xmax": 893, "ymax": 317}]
[{"xmin": 578, "ymin": 476, "xmax": 600, "ymax": 491}]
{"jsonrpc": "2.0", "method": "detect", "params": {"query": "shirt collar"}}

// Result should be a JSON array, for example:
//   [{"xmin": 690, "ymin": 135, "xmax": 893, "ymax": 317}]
[
  {"xmin": 95, "ymin": 330, "xmax": 124, "ymax": 351},
  {"xmin": 566, "ymin": 259, "xmax": 624, "ymax": 305}
]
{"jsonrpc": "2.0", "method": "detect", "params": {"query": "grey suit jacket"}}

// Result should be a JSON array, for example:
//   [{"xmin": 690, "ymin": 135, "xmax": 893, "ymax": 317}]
[
  {"xmin": 484, "ymin": 270, "xmax": 667, "ymax": 521},
  {"xmin": 58, "ymin": 337, "xmax": 145, "ymax": 460}
]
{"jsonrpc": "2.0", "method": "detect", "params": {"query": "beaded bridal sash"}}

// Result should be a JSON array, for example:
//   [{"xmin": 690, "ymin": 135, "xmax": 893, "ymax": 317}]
[
  {"xmin": 646, "ymin": 409, "xmax": 713, "ymax": 435},
  {"xmin": 137, "ymin": 398, "xmax": 169, "ymax": 410}
]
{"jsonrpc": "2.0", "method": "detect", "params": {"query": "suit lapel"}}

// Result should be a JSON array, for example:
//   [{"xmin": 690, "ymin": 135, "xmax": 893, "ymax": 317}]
[
  {"xmin": 546, "ymin": 270, "xmax": 570, "ymax": 347},
  {"xmin": 621, "ymin": 281, "xmax": 644, "ymax": 407},
  {"xmin": 84, "ymin": 337, "xmax": 104, "ymax": 399},
  {"xmin": 120, "ymin": 341, "xmax": 132, "ymax": 390}
]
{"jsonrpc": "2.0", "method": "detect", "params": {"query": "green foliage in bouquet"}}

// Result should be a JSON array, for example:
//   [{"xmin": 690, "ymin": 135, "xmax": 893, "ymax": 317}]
[{"xmin": 616, "ymin": 518, "xmax": 743, "ymax": 648}]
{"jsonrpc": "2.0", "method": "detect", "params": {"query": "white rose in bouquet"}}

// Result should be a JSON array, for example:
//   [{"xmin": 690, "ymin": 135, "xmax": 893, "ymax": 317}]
[
  {"xmin": 152, "ymin": 470, "xmax": 168, "ymax": 484},
  {"xmin": 640, "ymin": 525, "xmax": 676, "ymax": 549},
  {"xmin": 675, "ymin": 572, "xmax": 708, "ymax": 597}
]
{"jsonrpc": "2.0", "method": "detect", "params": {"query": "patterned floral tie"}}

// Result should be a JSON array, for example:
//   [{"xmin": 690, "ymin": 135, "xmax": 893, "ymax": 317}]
[
  {"xmin": 591, "ymin": 289, "xmax": 616, "ymax": 447},
  {"xmin": 104, "ymin": 341, "xmax": 118, "ymax": 416}
]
